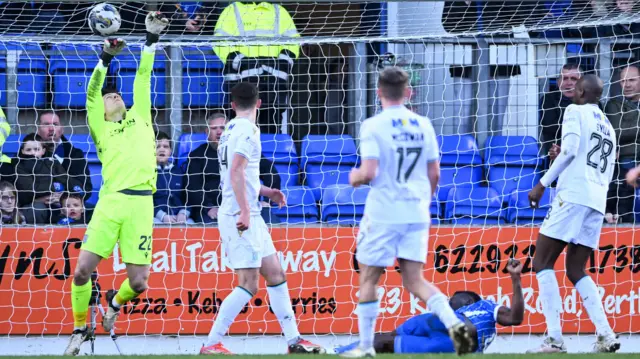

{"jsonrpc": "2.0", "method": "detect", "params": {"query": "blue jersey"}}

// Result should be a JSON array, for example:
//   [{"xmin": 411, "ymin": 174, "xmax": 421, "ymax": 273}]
[{"xmin": 456, "ymin": 299, "xmax": 500, "ymax": 352}]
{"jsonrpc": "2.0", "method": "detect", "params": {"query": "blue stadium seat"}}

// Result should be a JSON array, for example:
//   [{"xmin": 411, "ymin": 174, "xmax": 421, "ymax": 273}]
[
  {"xmin": 302, "ymin": 135, "xmax": 358, "ymax": 200},
  {"xmin": 182, "ymin": 46, "xmax": 225, "ymax": 107},
  {"xmin": 49, "ymin": 44, "xmax": 101, "ymax": 108},
  {"xmin": 0, "ymin": 43, "xmax": 47, "ymax": 107},
  {"xmin": 506, "ymin": 189, "xmax": 551, "ymax": 224},
  {"xmin": 67, "ymin": 134, "xmax": 99, "ymax": 163},
  {"xmin": 437, "ymin": 165, "xmax": 482, "ymax": 203},
  {"xmin": 2, "ymin": 134, "xmax": 24, "ymax": 158},
  {"xmin": 261, "ymin": 133, "xmax": 298, "ymax": 187},
  {"xmin": 438, "ymin": 135, "xmax": 482, "ymax": 166},
  {"xmin": 484, "ymin": 136, "xmax": 541, "ymax": 167},
  {"xmin": 488, "ymin": 166, "xmax": 541, "ymax": 204},
  {"xmin": 112, "ymin": 46, "xmax": 167, "ymax": 108},
  {"xmin": 321, "ymin": 185, "xmax": 369, "ymax": 225},
  {"xmin": 445, "ymin": 187, "xmax": 505, "ymax": 225},
  {"xmin": 272, "ymin": 186, "xmax": 318, "ymax": 224},
  {"xmin": 177, "ymin": 133, "xmax": 208, "ymax": 167},
  {"xmin": 86, "ymin": 163, "xmax": 103, "ymax": 207}
]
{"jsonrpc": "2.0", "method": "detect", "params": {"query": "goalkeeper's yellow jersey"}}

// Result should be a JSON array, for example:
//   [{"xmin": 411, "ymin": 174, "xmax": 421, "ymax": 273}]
[{"xmin": 86, "ymin": 48, "xmax": 157, "ymax": 194}]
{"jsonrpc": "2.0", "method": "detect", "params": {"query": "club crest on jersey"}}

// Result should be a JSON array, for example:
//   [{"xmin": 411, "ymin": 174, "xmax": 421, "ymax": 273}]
[{"xmin": 391, "ymin": 118, "xmax": 419, "ymax": 128}]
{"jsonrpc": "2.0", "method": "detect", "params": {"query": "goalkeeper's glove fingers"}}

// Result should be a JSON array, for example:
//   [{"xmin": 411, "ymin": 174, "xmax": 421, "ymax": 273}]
[
  {"xmin": 146, "ymin": 11, "xmax": 169, "ymax": 35},
  {"xmin": 102, "ymin": 38, "xmax": 126, "ymax": 56}
]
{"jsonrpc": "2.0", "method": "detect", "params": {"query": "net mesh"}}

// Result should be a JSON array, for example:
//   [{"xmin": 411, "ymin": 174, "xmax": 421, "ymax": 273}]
[{"xmin": 1, "ymin": 0, "xmax": 640, "ymax": 354}]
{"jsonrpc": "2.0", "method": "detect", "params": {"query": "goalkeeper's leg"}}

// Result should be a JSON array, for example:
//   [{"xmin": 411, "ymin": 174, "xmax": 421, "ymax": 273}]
[
  {"xmin": 102, "ymin": 265, "xmax": 150, "ymax": 332},
  {"xmin": 64, "ymin": 250, "xmax": 103, "ymax": 356}
]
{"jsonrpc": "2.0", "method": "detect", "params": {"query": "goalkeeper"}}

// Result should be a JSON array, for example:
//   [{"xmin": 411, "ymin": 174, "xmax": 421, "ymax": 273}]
[
  {"xmin": 64, "ymin": 12, "xmax": 169, "ymax": 356},
  {"xmin": 335, "ymin": 259, "xmax": 524, "ymax": 355}
]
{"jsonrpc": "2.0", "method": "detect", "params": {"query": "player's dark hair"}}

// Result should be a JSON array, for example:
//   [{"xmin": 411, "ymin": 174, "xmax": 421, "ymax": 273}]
[
  {"xmin": 449, "ymin": 291, "xmax": 482, "ymax": 310},
  {"xmin": 562, "ymin": 63, "xmax": 583, "ymax": 74},
  {"xmin": 378, "ymin": 66, "xmax": 409, "ymax": 101},
  {"xmin": 231, "ymin": 82, "xmax": 259, "ymax": 111},
  {"xmin": 102, "ymin": 87, "xmax": 120, "ymax": 97}
]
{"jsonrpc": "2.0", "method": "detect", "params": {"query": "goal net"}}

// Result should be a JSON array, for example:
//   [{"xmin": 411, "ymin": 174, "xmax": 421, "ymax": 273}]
[{"xmin": 1, "ymin": 0, "xmax": 639, "ymax": 354}]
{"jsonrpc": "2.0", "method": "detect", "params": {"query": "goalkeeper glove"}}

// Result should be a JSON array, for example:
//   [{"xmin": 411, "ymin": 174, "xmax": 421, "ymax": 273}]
[
  {"xmin": 145, "ymin": 11, "xmax": 169, "ymax": 45},
  {"xmin": 101, "ymin": 38, "xmax": 126, "ymax": 66}
]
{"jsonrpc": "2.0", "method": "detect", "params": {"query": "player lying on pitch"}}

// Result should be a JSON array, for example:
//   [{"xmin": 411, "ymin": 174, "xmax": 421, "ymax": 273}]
[
  {"xmin": 64, "ymin": 12, "xmax": 169, "ymax": 356},
  {"xmin": 335, "ymin": 259, "xmax": 524, "ymax": 355}
]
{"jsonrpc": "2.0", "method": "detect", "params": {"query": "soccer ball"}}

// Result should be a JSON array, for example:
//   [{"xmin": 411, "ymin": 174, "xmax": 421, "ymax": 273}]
[{"xmin": 88, "ymin": 3, "xmax": 121, "ymax": 36}]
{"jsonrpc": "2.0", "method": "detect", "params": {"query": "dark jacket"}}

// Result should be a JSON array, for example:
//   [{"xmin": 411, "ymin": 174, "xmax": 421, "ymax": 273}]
[
  {"xmin": 605, "ymin": 97, "xmax": 640, "ymax": 161},
  {"xmin": 0, "ymin": 156, "xmax": 16, "ymax": 185},
  {"xmin": 14, "ymin": 155, "xmax": 83, "ymax": 207},
  {"xmin": 539, "ymin": 91, "xmax": 573, "ymax": 153},
  {"xmin": 184, "ymin": 142, "xmax": 281, "ymax": 222},
  {"xmin": 154, "ymin": 162, "xmax": 187, "ymax": 221},
  {"xmin": 46, "ymin": 135, "xmax": 92, "ymax": 198}
]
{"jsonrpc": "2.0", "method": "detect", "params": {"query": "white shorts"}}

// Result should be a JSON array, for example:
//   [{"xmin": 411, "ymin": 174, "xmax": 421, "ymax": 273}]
[
  {"xmin": 218, "ymin": 213, "xmax": 276, "ymax": 269},
  {"xmin": 540, "ymin": 197, "xmax": 604, "ymax": 249},
  {"xmin": 355, "ymin": 216, "xmax": 429, "ymax": 267}
]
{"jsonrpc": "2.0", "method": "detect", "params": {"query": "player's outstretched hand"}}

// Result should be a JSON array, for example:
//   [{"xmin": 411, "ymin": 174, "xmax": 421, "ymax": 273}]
[
  {"xmin": 506, "ymin": 258, "xmax": 523, "ymax": 277},
  {"xmin": 103, "ymin": 38, "xmax": 126, "ymax": 56},
  {"xmin": 626, "ymin": 166, "xmax": 640, "ymax": 187},
  {"xmin": 528, "ymin": 182, "xmax": 545, "ymax": 208},
  {"xmin": 268, "ymin": 189, "xmax": 287, "ymax": 208},
  {"xmin": 146, "ymin": 11, "xmax": 169, "ymax": 35},
  {"xmin": 237, "ymin": 211, "xmax": 250, "ymax": 232},
  {"xmin": 349, "ymin": 168, "xmax": 362, "ymax": 187}
]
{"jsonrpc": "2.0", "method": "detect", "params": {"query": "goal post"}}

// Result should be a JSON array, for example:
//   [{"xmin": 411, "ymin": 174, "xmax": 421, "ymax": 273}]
[{"xmin": 0, "ymin": 0, "xmax": 640, "ymax": 354}]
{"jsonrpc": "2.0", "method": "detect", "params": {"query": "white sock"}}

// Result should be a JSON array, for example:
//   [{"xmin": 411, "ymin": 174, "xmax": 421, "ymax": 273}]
[
  {"xmin": 356, "ymin": 301, "xmax": 379, "ymax": 350},
  {"xmin": 536, "ymin": 270, "xmax": 563, "ymax": 341},
  {"xmin": 266, "ymin": 281, "xmax": 300, "ymax": 345},
  {"xmin": 206, "ymin": 287, "xmax": 253, "ymax": 346},
  {"xmin": 427, "ymin": 293, "xmax": 462, "ymax": 329},
  {"xmin": 575, "ymin": 276, "xmax": 614, "ymax": 337}
]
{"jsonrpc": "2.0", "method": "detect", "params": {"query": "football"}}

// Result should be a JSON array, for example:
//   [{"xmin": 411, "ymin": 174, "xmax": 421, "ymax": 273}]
[{"xmin": 87, "ymin": 3, "xmax": 121, "ymax": 36}]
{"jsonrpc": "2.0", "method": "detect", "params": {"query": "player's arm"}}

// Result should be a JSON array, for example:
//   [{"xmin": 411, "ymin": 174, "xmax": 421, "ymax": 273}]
[
  {"xmin": 425, "ymin": 121, "xmax": 440, "ymax": 197},
  {"xmin": 350, "ymin": 122, "xmax": 378, "ymax": 187},
  {"xmin": 232, "ymin": 128, "xmax": 260, "ymax": 230},
  {"xmin": 86, "ymin": 39, "xmax": 126, "ymax": 134},
  {"xmin": 133, "ymin": 12, "xmax": 169, "ymax": 115},
  {"xmin": 260, "ymin": 185, "xmax": 286, "ymax": 208},
  {"xmin": 529, "ymin": 107, "xmax": 581, "ymax": 207},
  {"xmin": 496, "ymin": 259, "xmax": 524, "ymax": 326}
]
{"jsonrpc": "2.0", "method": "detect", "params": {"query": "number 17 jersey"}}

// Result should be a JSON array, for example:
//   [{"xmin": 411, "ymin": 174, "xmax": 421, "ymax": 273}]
[
  {"xmin": 360, "ymin": 106, "xmax": 439, "ymax": 224},
  {"xmin": 557, "ymin": 103, "xmax": 616, "ymax": 214}
]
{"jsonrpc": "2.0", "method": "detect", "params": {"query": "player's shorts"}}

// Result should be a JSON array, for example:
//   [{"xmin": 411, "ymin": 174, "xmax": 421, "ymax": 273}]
[
  {"xmin": 355, "ymin": 215, "xmax": 429, "ymax": 267},
  {"xmin": 218, "ymin": 213, "xmax": 276, "ymax": 269},
  {"xmin": 540, "ymin": 196, "xmax": 604, "ymax": 249},
  {"xmin": 83, "ymin": 191, "xmax": 154, "ymax": 265}
]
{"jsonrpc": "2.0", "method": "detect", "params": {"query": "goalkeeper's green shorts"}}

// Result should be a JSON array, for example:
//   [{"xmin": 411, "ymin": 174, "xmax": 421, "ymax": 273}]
[{"xmin": 82, "ymin": 191, "xmax": 154, "ymax": 265}]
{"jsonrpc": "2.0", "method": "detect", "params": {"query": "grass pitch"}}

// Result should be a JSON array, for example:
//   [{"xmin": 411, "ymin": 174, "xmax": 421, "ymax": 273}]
[{"xmin": 4, "ymin": 355, "xmax": 639, "ymax": 359}]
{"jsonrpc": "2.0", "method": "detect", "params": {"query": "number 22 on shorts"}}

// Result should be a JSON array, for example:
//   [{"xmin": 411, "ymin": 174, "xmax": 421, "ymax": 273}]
[{"xmin": 138, "ymin": 235, "xmax": 152, "ymax": 251}]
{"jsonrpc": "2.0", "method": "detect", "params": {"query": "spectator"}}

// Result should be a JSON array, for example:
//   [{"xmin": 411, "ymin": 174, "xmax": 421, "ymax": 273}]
[
  {"xmin": 539, "ymin": 63, "xmax": 582, "ymax": 156},
  {"xmin": 14, "ymin": 133, "xmax": 82, "ymax": 224},
  {"xmin": 184, "ymin": 112, "xmax": 282, "ymax": 223},
  {"xmin": 56, "ymin": 193, "xmax": 86, "ymax": 225},
  {"xmin": 604, "ymin": 64, "xmax": 640, "ymax": 223},
  {"xmin": 36, "ymin": 111, "xmax": 92, "ymax": 198},
  {"xmin": 0, "ymin": 181, "xmax": 25, "ymax": 225},
  {"xmin": 155, "ymin": 131, "xmax": 191, "ymax": 224}
]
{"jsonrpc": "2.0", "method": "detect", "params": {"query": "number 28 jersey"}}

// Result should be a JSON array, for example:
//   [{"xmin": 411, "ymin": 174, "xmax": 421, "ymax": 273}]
[
  {"xmin": 359, "ymin": 106, "xmax": 439, "ymax": 224},
  {"xmin": 557, "ymin": 103, "xmax": 616, "ymax": 214},
  {"xmin": 218, "ymin": 118, "xmax": 263, "ymax": 216}
]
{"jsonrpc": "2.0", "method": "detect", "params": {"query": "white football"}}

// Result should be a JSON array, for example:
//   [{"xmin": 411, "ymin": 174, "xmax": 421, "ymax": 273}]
[{"xmin": 88, "ymin": 3, "xmax": 122, "ymax": 36}]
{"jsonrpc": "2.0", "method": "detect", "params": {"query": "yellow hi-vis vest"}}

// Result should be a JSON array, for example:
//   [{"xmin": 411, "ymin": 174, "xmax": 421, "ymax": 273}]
[
  {"xmin": 0, "ymin": 107, "xmax": 10, "ymax": 150},
  {"xmin": 213, "ymin": 2, "xmax": 300, "ymax": 63}
]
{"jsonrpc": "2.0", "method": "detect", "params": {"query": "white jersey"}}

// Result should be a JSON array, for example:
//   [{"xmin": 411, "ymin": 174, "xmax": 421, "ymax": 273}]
[
  {"xmin": 360, "ymin": 105, "xmax": 439, "ymax": 224},
  {"xmin": 556, "ymin": 103, "xmax": 616, "ymax": 214},
  {"xmin": 218, "ymin": 117, "xmax": 263, "ymax": 216}
]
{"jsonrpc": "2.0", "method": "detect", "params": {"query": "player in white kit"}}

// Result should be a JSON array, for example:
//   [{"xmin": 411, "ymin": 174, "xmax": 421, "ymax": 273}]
[
  {"xmin": 200, "ymin": 83, "xmax": 323, "ymax": 355},
  {"xmin": 528, "ymin": 75, "xmax": 620, "ymax": 353},
  {"xmin": 341, "ymin": 67, "xmax": 475, "ymax": 358}
]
